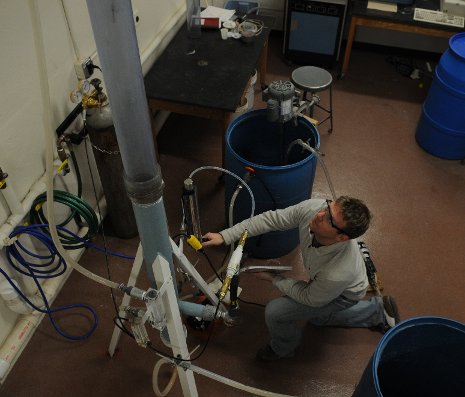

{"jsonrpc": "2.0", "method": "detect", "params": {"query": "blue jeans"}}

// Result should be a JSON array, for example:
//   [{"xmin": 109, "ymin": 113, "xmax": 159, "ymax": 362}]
[{"xmin": 265, "ymin": 295, "xmax": 385, "ymax": 357}]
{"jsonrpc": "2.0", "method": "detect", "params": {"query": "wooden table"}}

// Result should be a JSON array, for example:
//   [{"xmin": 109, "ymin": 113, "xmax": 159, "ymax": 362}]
[
  {"xmin": 144, "ymin": 20, "xmax": 270, "ymax": 165},
  {"xmin": 339, "ymin": 0, "xmax": 464, "ymax": 78}
]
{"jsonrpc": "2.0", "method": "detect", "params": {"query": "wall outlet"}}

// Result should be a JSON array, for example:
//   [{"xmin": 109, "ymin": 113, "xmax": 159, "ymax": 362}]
[
  {"xmin": 74, "ymin": 57, "xmax": 93, "ymax": 80},
  {"xmin": 133, "ymin": 9, "xmax": 140, "ymax": 26}
]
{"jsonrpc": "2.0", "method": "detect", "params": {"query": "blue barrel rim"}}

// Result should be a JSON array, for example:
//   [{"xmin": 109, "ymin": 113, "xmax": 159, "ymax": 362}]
[
  {"xmin": 432, "ymin": 69, "xmax": 465, "ymax": 98},
  {"xmin": 226, "ymin": 109, "xmax": 321, "ymax": 171},
  {"xmin": 371, "ymin": 316, "xmax": 465, "ymax": 395},
  {"xmin": 449, "ymin": 32, "xmax": 465, "ymax": 59},
  {"xmin": 436, "ymin": 32, "xmax": 465, "ymax": 90},
  {"xmin": 420, "ymin": 104, "xmax": 465, "ymax": 137}
]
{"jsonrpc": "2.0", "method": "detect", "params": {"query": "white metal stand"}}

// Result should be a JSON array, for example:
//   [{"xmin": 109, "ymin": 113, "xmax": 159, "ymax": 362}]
[
  {"xmin": 108, "ymin": 242, "xmax": 199, "ymax": 396},
  {"xmin": 170, "ymin": 239, "xmax": 227, "ymax": 312},
  {"xmin": 151, "ymin": 254, "xmax": 197, "ymax": 396},
  {"xmin": 108, "ymin": 244, "xmax": 144, "ymax": 357},
  {"xmin": 108, "ymin": 237, "xmax": 231, "ymax": 397},
  {"xmin": 108, "ymin": 238, "xmax": 226, "ymax": 357}
]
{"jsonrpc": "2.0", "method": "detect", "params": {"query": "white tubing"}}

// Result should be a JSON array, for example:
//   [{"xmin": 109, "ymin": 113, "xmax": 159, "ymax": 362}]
[
  {"xmin": 228, "ymin": 184, "xmax": 242, "ymax": 259},
  {"xmin": 152, "ymin": 358, "xmax": 178, "ymax": 397},
  {"xmin": 0, "ymin": 186, "xmax": 23, "ymax": 218},
  {"xmin": 189, "ymin": 363, "xmax": 298, "ymax": 397},
  {"xmin": 151, "ymin": 354, "xmax": 298, "ymax": 397},
  {"xmin": 188, "ymin": 166, "xmax": 255, "ymax": 230},
  {"xmin": 29, "ymin": 0, "xmax": 119, "ymax": 290},
  {"xmin": 286, "ymin": 138, "xmax": 337, "ymax": 201}
]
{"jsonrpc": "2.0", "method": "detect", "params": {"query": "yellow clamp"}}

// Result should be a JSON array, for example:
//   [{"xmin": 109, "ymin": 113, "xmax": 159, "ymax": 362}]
[
  {"xmin": 57, "ymin": 159, "xmax": 69, "ymax": 173},
  {"xmin": 186, "ymin": 235, "xmax": 203, "ymax": 251},
  {"xmin": 0, "ymin": 170, "xmax": 7, "ymax": 189}
]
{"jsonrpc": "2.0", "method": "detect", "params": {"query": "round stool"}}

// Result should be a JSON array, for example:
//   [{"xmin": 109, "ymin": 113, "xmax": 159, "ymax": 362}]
[{"xmin": 291, "ymin": 66, "xmax": 333, "ymax": 133}]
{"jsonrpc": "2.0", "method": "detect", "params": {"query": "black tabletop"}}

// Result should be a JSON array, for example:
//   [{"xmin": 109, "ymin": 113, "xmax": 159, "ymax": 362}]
[
  {"xmin": 144, "ymin": 22, "xmax": 270, "ymax": 112},
  {"xmin": 351, "ymin": 0, "xmax": 464, "ymax": 32}
]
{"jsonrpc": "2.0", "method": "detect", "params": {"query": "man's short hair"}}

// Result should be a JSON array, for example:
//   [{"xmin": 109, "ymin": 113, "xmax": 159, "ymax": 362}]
[{"xmin": 336, "ymin": 196, "xmax": 372, "ymax": 239}]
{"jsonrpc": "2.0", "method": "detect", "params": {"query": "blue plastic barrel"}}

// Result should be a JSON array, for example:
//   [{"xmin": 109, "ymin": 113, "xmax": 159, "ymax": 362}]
[
  {"xmin": 225, "ymin": 109, "xmax": 320, "ymax": 258},
  {"xmin": 416, "ymin": 33, "xmax": 465, "ymax": 160},
  {"xmin": 352, "ymin": 316, "xmax": 465, "ymax": 397}
]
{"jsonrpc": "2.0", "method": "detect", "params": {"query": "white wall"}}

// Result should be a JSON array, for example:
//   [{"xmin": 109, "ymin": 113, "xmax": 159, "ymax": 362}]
[{"xmin": 0, "ymin": 0, "xmax": 185, "ymax": 382}]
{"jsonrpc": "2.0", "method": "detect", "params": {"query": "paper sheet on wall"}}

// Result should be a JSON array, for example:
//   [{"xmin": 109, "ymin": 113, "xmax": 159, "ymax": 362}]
[
  {"xmin": 367, "ymin": 1, "xmax": 398, "ymax": 12},
  {"xmin": 200, "ymin": 6, "xmax": 236, "ymax": 22}
]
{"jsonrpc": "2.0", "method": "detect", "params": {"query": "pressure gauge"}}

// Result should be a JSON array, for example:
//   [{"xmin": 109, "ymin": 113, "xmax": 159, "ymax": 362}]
[
  {"xmin": 79, "ymin": 79, "xmax": 92, "ymax": 94},
  {"xmin": 70, "ymin": 89, "xmax": 83, "ymax": 104}
]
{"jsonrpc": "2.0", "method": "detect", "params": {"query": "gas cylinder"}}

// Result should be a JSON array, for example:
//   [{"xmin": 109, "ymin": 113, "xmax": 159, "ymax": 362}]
[{"xmin": 85, "ymin": 78, "xmax": 138, "ymax": 239}]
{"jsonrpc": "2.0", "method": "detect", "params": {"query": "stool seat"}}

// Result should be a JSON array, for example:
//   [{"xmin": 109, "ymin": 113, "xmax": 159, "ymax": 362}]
[{"xmin": 291, "ymin": 66, "xmax": 332, "ymax": 93}]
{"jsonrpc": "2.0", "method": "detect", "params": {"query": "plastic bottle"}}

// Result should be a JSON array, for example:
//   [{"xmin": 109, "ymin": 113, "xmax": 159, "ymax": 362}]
[{"xmin": 186, "ymin": 0, "xmax": 201, "ymax": 39}]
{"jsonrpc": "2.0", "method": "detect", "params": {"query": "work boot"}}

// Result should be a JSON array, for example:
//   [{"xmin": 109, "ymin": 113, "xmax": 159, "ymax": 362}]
[
  {"xmin": 256, "ymin": 344, "xmax": 293, "ymax": 362},
  {"xmin": 382, "ymin": 295, "xmax": 400, "ymax": 333}
]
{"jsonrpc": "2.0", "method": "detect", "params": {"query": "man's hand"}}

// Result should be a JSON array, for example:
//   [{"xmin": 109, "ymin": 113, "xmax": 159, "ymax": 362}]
[
  {"xmin": 201, "ymin": 232, "xmax": 224, "ymax": 248},
  {"xmin": 253, "ymin": 271, "xmax": 276, "ymax": 282}
]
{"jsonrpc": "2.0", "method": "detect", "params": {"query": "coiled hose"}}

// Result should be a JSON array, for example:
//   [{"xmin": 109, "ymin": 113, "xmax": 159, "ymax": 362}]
[
  {"xmin": 29, "ymin": 190, "xmax": 99, "ymax": 249},
  {"xmin": 4, "ymin": 224, "xmax": 99, "ymax": 340}
]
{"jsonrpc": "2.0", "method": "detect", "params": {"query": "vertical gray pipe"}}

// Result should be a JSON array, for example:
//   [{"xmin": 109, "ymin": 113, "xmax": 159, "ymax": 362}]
[{"xmin": 85, "ymin": 0, "xmax": 172, "ymax": 286}]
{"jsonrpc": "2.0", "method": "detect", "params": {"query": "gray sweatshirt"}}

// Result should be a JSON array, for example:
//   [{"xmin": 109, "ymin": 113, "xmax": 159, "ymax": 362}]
[{"xmin": 220, "ymin": 198, "xmax": 368, "ymax": 307}]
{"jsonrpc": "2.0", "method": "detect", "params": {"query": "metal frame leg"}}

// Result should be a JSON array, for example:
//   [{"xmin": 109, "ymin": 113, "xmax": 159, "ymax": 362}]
[
  {"xmin": 328, "ymin": 84, "xmax": 333, "ymax": 133},
  {"xmin": 108, "ymin": 244, "xmax": 144, "ymax": 357}
]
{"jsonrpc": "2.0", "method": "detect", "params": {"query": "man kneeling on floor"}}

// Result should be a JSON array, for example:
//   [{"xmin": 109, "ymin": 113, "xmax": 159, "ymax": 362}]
[{"xmin": 202, "ymin": 196, "xmax": 400, "ymax": 361}]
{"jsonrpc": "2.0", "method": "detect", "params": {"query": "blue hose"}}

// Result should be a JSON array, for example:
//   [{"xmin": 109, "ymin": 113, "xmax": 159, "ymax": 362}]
[{"xmin": 4, "ymin": 224, "xmax": 100, "ymax": 340}]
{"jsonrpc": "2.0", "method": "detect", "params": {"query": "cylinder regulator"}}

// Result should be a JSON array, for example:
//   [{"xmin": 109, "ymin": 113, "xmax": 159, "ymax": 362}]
[{"xmin": 84, "ymin": 78, "xmax": 113, "ymax": 130}]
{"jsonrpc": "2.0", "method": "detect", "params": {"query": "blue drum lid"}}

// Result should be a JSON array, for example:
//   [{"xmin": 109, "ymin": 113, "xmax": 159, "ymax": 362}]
[{"xmin": 450, "ymin": 32, "xmax": 465, "ymax": 59}]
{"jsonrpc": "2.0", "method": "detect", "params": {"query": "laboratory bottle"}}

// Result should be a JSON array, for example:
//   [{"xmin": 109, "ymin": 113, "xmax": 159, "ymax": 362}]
[{"xmin": 186, "ymin": 0, "xmax": 201, "ymax": 38}]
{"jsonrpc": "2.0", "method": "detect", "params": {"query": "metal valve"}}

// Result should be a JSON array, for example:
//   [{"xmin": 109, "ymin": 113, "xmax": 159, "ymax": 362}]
[
  {"xmin": 0, "ymin": 167, "xmax": 8, "ymax": 189},
  {"xmin": 56, "ymin": 137, "xmax": 70, "ymax": 175}
]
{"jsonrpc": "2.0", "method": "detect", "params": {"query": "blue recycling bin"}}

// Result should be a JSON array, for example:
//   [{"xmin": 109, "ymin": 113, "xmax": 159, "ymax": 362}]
[{"xmin": 416, "ymin": 33, "xmax": 465, "ymax": 160}]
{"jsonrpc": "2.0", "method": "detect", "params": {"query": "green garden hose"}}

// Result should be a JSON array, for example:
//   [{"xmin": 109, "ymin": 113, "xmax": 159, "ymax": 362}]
[{"xmin": 29, "ymin": 191, "xmax": 98, "ymax": 249}]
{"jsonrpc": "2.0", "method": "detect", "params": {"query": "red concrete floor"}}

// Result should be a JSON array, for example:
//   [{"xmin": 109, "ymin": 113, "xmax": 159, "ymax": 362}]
[{"xmin": 2, "ymin": 32, "xmax": 465, "ymax": 397}]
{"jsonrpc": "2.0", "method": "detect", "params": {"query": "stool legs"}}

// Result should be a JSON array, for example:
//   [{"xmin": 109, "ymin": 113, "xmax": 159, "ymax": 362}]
[
  {"xmin": 328, "ymin": 85, "xmax": 333, "ymax": 133},
  {"xmin": 303, "ymin": 86, "xmax": 333, "ymax": 133}
]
